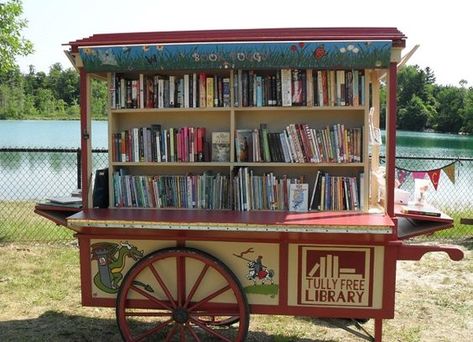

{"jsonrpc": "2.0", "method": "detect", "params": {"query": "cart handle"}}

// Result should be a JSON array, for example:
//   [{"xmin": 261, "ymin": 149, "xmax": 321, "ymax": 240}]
[{"xmin": 395, "ymin": 243, "xmax": 464, "ymax": 261}]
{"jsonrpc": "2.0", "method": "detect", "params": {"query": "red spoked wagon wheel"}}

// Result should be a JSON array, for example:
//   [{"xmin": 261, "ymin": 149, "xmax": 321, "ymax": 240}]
[{"xmin": 116, "ymin": 247, "xmax": 249, "ymax": 341}]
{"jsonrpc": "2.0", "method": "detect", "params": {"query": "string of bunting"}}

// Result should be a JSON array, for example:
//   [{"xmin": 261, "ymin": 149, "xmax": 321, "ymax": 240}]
[{"xmin": 395, "ymin": 159, "xmax": 462, "ymax": 190}]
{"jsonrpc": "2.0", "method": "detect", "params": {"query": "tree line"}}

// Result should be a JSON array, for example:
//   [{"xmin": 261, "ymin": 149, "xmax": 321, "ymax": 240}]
[
  {"xmin": 0, "ymin": 63, "xmax": 107, "ymax": 120},
  {"xmin": 381, "ymin": 65, "xmax": 473, "ymax": 134},
  {"xmin": 0, "ymin": 63, "xmax": 472, "ymax": 133}
]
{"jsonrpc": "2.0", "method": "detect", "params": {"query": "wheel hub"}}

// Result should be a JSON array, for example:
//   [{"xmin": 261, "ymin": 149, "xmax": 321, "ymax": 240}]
[{"xmin": 172, "ymin": 307, "xmax": 189, "ymax": 324}]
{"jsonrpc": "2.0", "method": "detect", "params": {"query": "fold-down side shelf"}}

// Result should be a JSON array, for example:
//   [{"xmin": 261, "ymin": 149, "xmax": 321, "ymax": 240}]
[{"xmin": 395, "ymin": 204, "xmax": 454, "ymax": 239}]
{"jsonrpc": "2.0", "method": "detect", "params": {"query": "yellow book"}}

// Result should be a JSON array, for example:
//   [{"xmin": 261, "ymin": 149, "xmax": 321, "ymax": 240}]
[{"xmin": 206, "ymin": 77, "xmax": 214, "ymax": 108}]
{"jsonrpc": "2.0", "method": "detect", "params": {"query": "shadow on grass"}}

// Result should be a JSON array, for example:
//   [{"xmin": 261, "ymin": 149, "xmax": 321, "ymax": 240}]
[
  {"xmin": 0, "ymin": 311, "xmax": 339, "ymax": 342},
  {"xmin": 0, "ymin": 311, "xmax": 121, "ymax": 341},
  {"xmin": 457, "ymin": 237, "xmax": 473, "ymax": 250}
]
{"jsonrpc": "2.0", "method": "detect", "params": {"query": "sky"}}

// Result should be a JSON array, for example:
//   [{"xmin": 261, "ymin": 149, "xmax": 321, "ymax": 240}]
[{"xmin": 15, "ymin": 0, "xmax": 471, "ymax": 87}]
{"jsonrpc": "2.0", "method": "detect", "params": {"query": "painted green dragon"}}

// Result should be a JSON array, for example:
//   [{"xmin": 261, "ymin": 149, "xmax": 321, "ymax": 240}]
[{"xmin": 90, "ymin": 241, "xmax": 144, "ymax": 294}]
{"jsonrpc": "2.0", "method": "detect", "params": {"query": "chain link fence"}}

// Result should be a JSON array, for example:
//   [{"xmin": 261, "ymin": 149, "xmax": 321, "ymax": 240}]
[
  {"xmin": 1, "ymin": 148, "xmax": 472, "ymax": 242},
  {"xmin": 0, "ymin": 148, "xmax": 108, "ymax": 242}
]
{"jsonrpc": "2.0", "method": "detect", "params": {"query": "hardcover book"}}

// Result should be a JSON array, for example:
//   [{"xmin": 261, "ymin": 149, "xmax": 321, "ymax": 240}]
[
  {"xmin": 211, "ymin": 132, "xmax": 231, "ymax": 162},
  {"xmin": 401, "ymin": 203, "xmax": 442, "ymax": 217}
]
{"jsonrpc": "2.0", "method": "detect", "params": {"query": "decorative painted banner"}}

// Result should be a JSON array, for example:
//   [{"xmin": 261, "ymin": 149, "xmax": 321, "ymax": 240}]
[
  {"xmin": 298, "ymin": 245, "xmax": 374, "ymax": 307},
  {"xmin": 79, "ymin": 41, "xmax": 392, "ymax": 72}
]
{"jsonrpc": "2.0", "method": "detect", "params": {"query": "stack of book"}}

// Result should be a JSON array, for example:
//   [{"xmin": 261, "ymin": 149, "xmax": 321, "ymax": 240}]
[
  {"xmin": 112, "ymin": 126, "xmax": 207, "ymax": 163},
  {"xmin": 113, "ymin": 169, "xmax": 231, "ymax": 209},
  {"xmin": 235, "ymin": 123, "xmax": 362, "ymax": 163}
]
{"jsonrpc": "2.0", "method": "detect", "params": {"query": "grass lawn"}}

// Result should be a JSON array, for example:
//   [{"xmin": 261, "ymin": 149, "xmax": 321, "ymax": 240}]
[
  {"xmin": 0, "ymin": 201, "xmax": 73, "ymax": 242},
  {"xmin": 0, "ymin": 241, "xmax": 471, "ymax": 341}
]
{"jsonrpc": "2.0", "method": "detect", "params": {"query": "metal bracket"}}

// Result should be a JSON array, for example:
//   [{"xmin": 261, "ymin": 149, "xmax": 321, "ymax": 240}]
[{"xmin": 322, "ymin": 318, "xmax": 374, "ymax": 342}]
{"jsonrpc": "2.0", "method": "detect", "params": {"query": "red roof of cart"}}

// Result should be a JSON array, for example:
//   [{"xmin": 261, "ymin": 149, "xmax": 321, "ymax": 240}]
[{"xmin": 67, "ymin": 27, "xmax": 406, "ymax": 52}]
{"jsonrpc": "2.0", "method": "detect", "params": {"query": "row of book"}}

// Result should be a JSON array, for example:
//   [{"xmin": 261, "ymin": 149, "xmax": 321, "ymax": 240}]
[
  {"xmin": 235, "ymin": 124, "xmax": 362, "ymax": 164},
  {"xmin": 112, "ymin": 168, "xmax": 362, "ymax": 212},
  {"xmin": 233, "ymin": 168, "xmax": 306, "ymax": 211},
  {"xmin": 111, "ymin": 73, "xmax": 231, "ymax": 109},
  {"xmin": 112, "ymin": 126, "xmax": 209, "ymax": 163},
  {"xmin": 112, "ymin": 170, "xmax": 231, "ymax": 209},
  {"xmin": 309, "ymin": 171, "xmax": 362, "ymax": 211},
  {"xmin": 109, "ymin": 69, "xmax": 365, "ymax": 110},
  {"xmin": 234, "ymin": 69, "xmax": 365, "ymax": 108}
]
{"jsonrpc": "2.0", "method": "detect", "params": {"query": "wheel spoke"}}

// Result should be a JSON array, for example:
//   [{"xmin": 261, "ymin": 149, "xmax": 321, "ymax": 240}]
[
  {"xmin": 185, "ymin": 323, "xmax": 201, "ymax": 342},
  {"xmin": 133, "ymin": 318, "xmax": 173, "ymax": 342},
  {"xmin": 177, "ymin": 255, "xmax": 185, "ymax": 306},
  {"xmin": 130, "ymin": 285, "xmax": 173, "ymax": 311},
  {"xmin": 184, "ymin": 264, "xmax": 210, "ymax": 308},
  {"xmin": 164, "ymin": 323, "xmax": 178, "ymax": 342},
  {"xmin": 149, "ymin": 263, "xmax": 177, "ymax": 309},
  {"xmin": 179, "ymin": 324, "xmax": 186, "ymax": 342},
  {"xmin": 189, "ymin": 317, "xmax": 233, "ymax": 342},
  {"xmin": 188, "ymin": 285, "xmax": 231, "ymax": 312}
]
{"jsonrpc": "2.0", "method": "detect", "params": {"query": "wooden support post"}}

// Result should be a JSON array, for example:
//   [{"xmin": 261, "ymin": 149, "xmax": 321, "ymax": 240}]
[
  {"xmin": 79, "ymin": 68, "xmax": 92, "ymax": 208},
  {"xmin": 385, "ymin": 63, "xmax": 397, "ymax": 218},
  {"xmin": 370, "ymin": 70, "xmax": 381, "ymax": 209}
]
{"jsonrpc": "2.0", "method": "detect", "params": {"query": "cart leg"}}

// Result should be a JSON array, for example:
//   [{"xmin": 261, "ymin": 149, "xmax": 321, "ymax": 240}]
[{"xmin": 374, "ymin": 319, "xmax": 383, "ymax": 342}]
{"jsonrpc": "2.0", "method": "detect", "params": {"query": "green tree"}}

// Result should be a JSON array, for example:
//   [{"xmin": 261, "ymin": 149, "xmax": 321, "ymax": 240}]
[
  {"xmin": 90, "ymin": 79, "xmax": 107, "ymax": 119},
  {"xmin": 462, "ymin": 88, "xmax": 473, "ymax": 134},
  {"xmin": 47, "ymin": 63, "xmax": 79, "ymax": 105},
  {"xmin": 433, "ymin": 86, "xmax": 465, "ymax": 133},
  {"xmin": 0, "ymin": 0, "xmax": 33, "ymax": 74},
  {"xmin": 394, "ymin": 65, "xmax": 437, "ymax": 130},
  {"xmin": 398, "ymin": 95, "xmax": 431, "ymax": 130}
]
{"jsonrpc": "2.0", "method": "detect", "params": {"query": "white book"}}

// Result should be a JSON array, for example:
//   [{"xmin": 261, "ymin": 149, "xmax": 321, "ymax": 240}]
[
  {"xmin": 169, "ymin": 76, "xmax": 175, "ymax": 107},
  {"xmin": 132, "ymin": 128, "xmax": 139, "ymax": 162},
  {"xmin": 184, "ymin": 74, "xmax": 190, "ymax": 108},
  {"xmin": 306, "ymin": 69, "xmax": 313, "ymax": 106},
  {"xmin": 158, "ymin": 78, "xmax": 164, "ymax": 108},
  {"xmin": 120, "ymin": 78, "xmax": 126, "ymax": 108},
  {"xmin": 289, "ymin": 183, "xmax": 309, "ymax": 212},
  {"xmin": 281, "ymin": 69, "xmax": 292, "ymax": 107},
  {"xmin": 317, "ymin": 71, "xmax": 324, "ymax": 106},
  {"xmin": 192, "ymin": 73, "xmax": 197, "ymax": 108},
  {"xmin": 110, "ymin": 73, "xmax": 116, "ymax": 109},
  {"xmin": 309, "ymin": 171, "xmax": 321, "ymax": 210},
  {"xmin": 330, "ymin": 71, "xmax": 336, "ymax": 106}
]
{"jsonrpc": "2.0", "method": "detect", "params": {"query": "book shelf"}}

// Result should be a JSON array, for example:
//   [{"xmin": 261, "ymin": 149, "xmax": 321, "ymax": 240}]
[
  {"xmin": 66, "ymin": 29, "xmax": 402, "ymax": 214},
  {"xmin": 106, "ymin": 68, "xmax": 371, "ymax": 212}
]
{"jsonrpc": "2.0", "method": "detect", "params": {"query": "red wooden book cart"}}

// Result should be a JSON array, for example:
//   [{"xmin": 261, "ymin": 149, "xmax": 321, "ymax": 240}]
[{"xmin": 36, "ymin": 28, "xmax": 463, "ymax": 341}]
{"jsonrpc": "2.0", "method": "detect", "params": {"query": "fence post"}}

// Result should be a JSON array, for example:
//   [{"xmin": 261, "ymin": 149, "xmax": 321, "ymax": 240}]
[{"xmin": 76, "ymin": 148, "xmax": 81, "ymax": 190}]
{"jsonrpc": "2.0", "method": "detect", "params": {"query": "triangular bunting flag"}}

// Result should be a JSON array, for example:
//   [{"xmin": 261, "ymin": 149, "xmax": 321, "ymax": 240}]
[
  {"xmin": 412, "ymin": 171, "xmax": 426, "ymax": 180},
  {"xmin": 397, "ymin": 170, "xmax": 410, "ymax": 186},
  {"xmin": 443, "ymin": 163, "xmax": 456, "ymax": 184},
  {"xmin": 428, "ymin": 169, "xmax": 441, "ymax": 190}
]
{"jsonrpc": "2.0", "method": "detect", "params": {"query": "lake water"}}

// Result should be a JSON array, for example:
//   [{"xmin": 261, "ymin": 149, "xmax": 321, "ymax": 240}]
[{"xmin": 1, "ymin": 120, "xmax": 472, "ymax": 205}]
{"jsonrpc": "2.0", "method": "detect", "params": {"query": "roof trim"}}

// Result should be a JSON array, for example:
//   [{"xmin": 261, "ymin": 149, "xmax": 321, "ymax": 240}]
[{"xmin": 67, "ymin": 27, "xmax": 406, "ymax": 52}]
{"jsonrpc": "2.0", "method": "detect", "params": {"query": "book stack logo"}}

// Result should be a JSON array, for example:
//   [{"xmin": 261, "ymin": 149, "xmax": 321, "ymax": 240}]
[{"xmin": 298, "ymin": 246, "xmax": 373, "ymax": 307}]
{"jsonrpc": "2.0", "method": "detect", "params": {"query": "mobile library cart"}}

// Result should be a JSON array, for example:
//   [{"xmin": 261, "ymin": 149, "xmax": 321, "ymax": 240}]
[{"xmin": 35, "ymin": 28, "xmax": 463, "ymax": 341}]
